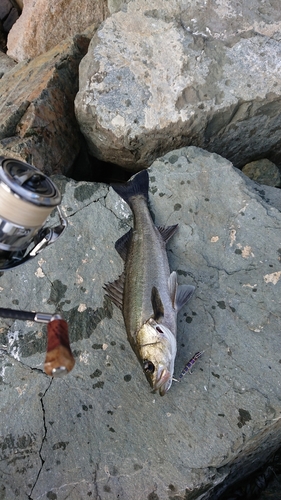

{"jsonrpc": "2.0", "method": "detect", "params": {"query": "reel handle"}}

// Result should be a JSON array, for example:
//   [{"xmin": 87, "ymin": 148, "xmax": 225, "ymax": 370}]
[{"xmin": 44, "ymin": 318, "xmax": 75, "ymax": 377}]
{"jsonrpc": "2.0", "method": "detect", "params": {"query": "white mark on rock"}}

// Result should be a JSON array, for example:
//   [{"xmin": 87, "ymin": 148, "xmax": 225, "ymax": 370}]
[
  {"xmin": 242, "ymin": 283, "xmax": 257, "ymax": 288},
  {"xmin": 230, "ymin": 228, "xmax": 236, "ymax": 247},
  {"xmin": 8, "ymin": 330, "xmax": 20, "ymax": 361},
  {"xmin": 242, "ymin": 246, "xmax": 254, "ymax": 258},
  {"xmin": 76, "ymin": 274, "xmax": 83, "ymax": 284},
  {"xmin": 114, "ymin": 198, "xmax": 130, "ymax": 218},
  {"xmin": 35, "ymin": 267, "xmax": 45, "ymax": 278},
  {"xmin": 16, "ymin": 384, "xmax": 28, "ymax": 396},
  {"xmin": 111, "ymin": 114, "xmax": 125, "ymax": 127},
  {"xmin": 264, "ymin": 271, "xmax": 281, "ymax": 285},
  {"xmin": 211, "ymin": 236, "xmax": 219, "ymax": 242},
  {"xmin": 79, "ymin": 351, "xmax": 90, "ymax": 365},
  {"xmin": 102, "ymin": 343, "xmax": 108, "ymax": 350},
  {"xmin": 239, "ymin": 203, "xmax": 248, "ymax": 213},
  {"xmin": 78, "ymin": 303, "xmax": 87, "ymax": 313}
]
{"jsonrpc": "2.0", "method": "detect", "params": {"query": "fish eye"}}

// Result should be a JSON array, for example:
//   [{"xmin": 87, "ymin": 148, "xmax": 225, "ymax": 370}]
[{"xmin": 143, "ymin": 360, "xmax": 155, "ymax": 374}]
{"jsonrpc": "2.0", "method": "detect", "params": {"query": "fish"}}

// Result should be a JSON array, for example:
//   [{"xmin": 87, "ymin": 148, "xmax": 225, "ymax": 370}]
[{"xmin": 104, "ymin": 169, "xmax": 195, "ymax": 395}]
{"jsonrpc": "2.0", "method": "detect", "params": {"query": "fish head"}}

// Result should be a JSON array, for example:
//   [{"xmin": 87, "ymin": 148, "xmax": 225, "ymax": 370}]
[{"xmin": 136, "ymin": 319, "xmax": 177, "ymax": 396}]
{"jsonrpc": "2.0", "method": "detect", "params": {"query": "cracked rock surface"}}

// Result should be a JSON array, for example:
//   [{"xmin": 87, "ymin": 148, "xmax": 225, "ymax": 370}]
[{"xmin": 0, "ymin": 147, "xmax": 281, "ymax": 499}]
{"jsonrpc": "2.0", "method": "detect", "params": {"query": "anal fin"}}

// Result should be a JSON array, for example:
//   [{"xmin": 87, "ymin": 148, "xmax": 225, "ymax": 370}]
[
  {"xmin": 176, "ymin": 284, "xmax": 195, "ymax": 311},
  {"xmin": 168, "ymin": 271, "xmax": 195, "ymax": 311}
]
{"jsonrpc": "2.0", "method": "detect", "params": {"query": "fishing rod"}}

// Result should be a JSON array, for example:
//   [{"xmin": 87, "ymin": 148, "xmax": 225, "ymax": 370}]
[
  {"xmin": 0, "ymin": 307, "xmax": 75, "ymax": 377},
  {"xmin": 0, "ymin": 157, "xmax": 75, "ymax": 376},
  {"xmin": 0, "ymin": 308, "xmax": 75, "ymax": 377}
]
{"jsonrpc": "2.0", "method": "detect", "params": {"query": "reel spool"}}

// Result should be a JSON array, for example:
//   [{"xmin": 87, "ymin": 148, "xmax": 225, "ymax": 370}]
[{"xmin": 0, "ymin": 157, "xmax": 66, "ymax": 270}]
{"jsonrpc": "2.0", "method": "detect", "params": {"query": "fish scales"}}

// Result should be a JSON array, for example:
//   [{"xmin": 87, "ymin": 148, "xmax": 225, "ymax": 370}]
[{"xmin": 104, "ymin": 170, "xmax": 195, "ymax": 395}]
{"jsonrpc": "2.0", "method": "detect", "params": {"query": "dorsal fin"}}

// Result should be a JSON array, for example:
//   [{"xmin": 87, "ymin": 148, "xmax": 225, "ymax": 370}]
[
  {"xmin": 115, "ymin": 229, "xmax": 132, "ymax": 261},
  {"xmin": 157, "ymin": 225, "xmax": 178, "ymax": 243},
  {"xmin": 103, "ymin": 273, "xmax": 125, "ymax": 310},
  {"xmin": 151, "ymin": 286, "xmax": 165, "ymax": 321}
]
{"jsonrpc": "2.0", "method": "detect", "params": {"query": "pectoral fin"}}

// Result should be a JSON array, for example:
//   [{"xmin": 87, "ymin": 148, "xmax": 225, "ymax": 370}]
[
  {"xmin": 176, "ymin": 285, "xmax": 195, "ymax": 311},
  {"xmin": 168, "ymin": 271, "xmax": 195, "ymax": 311},
  {"xmin": 104, "ymin": 273, "xmax": 125, "ymax": 310},
  {"xmin": 151, "ymin": 286, "xmax": 165, "ymax": 321}
]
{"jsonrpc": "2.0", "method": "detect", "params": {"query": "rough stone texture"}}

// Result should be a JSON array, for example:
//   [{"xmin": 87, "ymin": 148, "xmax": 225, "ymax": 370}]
[
  {"xmin": 242, "ymin": 159, "xmax": 281, "ymax": 187},
  {"xmin": 0, "ymin": 50, "xmax": 16, "ymax": 77},
  {"xmin": 235, "ymin": 168, "xmax": 281, "ymax": 214},
  {"xmin": 75, "ymin": 0, "xmax": 281, "ymax": 171},
  {"xmin": 0, "ymin": 147, "xmax": 281, "ymax": 499},
  {"xmin": 7, "ymin": 0, "xmax": 109, "ymax": 62},
  {"xmin": 0, "ymin": 34, "xmax": 91, "ymax": 176}
]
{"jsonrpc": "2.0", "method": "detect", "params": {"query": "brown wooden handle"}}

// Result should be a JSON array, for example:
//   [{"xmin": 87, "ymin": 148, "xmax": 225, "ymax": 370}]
[{"xmin": 44, "ymin": 319, "xmax": 75, "ymax": 376}]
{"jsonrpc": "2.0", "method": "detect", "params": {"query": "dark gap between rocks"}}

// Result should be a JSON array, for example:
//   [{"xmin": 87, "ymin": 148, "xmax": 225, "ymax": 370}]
[
  {"xmin": 67, "ymin": 134, "xmax": 281, "ymax": 189},
  {"xmin": 0, "ymin": 0, "xmax": 21, "ymax": 53},
  {"xmin": 67, "ymin": 143, "xmax": 132, "ymax": 185},
  {"xmin": 212, "ymin": 445, "xmax": 281, "ymax": 500}
]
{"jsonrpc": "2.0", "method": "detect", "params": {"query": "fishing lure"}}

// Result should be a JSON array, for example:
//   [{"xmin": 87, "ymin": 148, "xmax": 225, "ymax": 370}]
[{"xmin": 178, "ymin": 351, "xmax": 204, "ymax": 381}]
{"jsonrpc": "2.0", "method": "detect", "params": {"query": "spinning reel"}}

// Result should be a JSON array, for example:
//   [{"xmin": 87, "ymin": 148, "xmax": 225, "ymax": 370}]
[{"xmin": 0, "ymin": 157, "xmax": 75, "ymax": 377}]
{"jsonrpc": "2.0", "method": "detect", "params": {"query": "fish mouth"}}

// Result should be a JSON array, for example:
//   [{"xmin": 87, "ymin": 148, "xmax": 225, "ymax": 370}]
[{"xmin": 153, "ymin": 367, "xmax": 172, "ymax": 396}]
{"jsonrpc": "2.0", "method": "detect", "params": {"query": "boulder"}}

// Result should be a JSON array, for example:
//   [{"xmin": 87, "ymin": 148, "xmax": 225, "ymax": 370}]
[
  {"xmin": 0, "ymin": 34, "xmax": 91, "ymax": 175},
  {"xmin": 75, "ymin": 0, "xmax": 281, "ymax": 171},
  {"xmin": 7, "ymin": 0, "xmax": 109, "ymax": 62},
  {"xmin": 0, "ymin": 147, "xmax": 281, "ymax": 499},
  {"xmin": 242, "ymin": 159, "xmax": 281, "ymax": 187}
]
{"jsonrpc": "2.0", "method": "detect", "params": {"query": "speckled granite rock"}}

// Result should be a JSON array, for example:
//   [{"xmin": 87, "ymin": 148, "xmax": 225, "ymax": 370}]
[
  {"xmin": 75, "ymin": 0, "xmax": 281, "ymax": 171},
  {"xmin": 0, "ymin": 147, "xmax": 281, "ymax": 499}
]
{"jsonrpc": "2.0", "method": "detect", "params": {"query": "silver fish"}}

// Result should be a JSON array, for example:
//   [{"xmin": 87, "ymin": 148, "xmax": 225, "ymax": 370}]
[{"xmin": 104, "ymin": 170, "xmax": 195, "ymax": 395}]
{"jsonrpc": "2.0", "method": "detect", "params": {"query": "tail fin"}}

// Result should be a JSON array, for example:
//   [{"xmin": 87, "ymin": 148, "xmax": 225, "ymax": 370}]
[{"xmin": 111, "ymin": 170, "xmax": 149, "ymax": 208}]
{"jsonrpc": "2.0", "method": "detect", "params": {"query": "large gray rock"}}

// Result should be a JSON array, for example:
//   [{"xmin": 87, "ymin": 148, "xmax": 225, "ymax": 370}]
[
  {"xmin": 75, "ymin": 0, "xmax": 281, "ymax": 171},
  {"xmin": 0, "ymin": 147, "xmax": 281, "ymax": 499}
]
